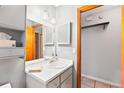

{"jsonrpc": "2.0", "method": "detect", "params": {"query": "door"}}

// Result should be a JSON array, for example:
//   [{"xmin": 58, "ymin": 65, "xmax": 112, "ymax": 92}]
[
  {"xmin": 35, "ymin": 30, "xmax": 43, "ymax": 59},
  {"xmin": 35, "ymin": 33, "xmax": 39, "ymax": 59},
  {"xmin": 26, "ymin": 26, "xmax": 35, "ymax": 61}
]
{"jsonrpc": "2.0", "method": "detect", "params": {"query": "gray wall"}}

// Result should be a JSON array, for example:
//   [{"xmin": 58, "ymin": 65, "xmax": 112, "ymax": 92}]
[{"xmin": 81, "ymin": 6, "xmax": 121, "ymax": 85}]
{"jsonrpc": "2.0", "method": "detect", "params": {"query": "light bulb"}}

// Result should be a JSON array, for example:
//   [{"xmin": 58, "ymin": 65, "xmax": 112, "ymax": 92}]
[
  {"xmin": 43, "ymin": 10, "xmax": 49, "ymax": 20},
  {"xmin": 51, "ymin": 18, "xmax": 56, "ymax": 24}
]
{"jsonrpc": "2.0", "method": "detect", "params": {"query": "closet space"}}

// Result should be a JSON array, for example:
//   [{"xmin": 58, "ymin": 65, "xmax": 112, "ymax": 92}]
[{"xmin": 81, "ymin": 6, "xmax": 121, "ymax": 88}]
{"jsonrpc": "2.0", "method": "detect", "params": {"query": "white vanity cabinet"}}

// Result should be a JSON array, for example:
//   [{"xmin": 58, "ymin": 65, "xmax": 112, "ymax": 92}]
[
  {"xmin": 0, "ymin": 5, "xmax": 25, "ymax": 31},
  {"xmin": 26, "ymin": 67, "xmax": 73, "ymax": 88},
  {"xmin": 26, "ymin": 58, "xmax": 73, "ymax": 88}
]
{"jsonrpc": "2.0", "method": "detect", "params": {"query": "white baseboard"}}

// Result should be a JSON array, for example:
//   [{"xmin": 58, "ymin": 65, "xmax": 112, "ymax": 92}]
[{"xmin": 81, "ymin": 74, "xmax": 120, "ymax": 87}]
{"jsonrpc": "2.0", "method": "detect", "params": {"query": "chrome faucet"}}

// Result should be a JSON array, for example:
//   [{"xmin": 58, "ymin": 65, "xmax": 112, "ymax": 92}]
[{"xmin": 52, "ymin": 41, "xmax": 57, "ymax": 57}]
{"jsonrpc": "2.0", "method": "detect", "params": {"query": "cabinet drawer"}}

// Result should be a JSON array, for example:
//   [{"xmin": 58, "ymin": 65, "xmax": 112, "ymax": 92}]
[
  {"xmin": 0, "ymin": 48, "xmax": 24, "ymax": 58},
  {"xmin": 61, "ymin": 75, "xmax": 72, "ymax": 88},
  {"xmin": 60, "ymin": 67, "xmax": 72, "ymax": 83},
  {"xmin": 47, "ymin": 77, "xmax": 59, "ymax": 88}
]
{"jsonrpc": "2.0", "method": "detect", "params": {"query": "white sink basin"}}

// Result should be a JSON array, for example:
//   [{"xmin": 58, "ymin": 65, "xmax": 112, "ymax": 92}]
[{"xmin": 47, "ymin": 61, "xmax": 67, "ymax": 69}]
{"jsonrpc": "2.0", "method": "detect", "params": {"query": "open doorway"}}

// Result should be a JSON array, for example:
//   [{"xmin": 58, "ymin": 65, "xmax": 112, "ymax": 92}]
[
  {"xmin": 34, "ymin": 25, "xmax": 43, "ymax": 59},
  {"xmin": 77, "ymin": 5, "xmax": 124, "ymax": 88},
  {"xmin": 35, "ymin": 32, "xmax": 43, "ymax": 59}
]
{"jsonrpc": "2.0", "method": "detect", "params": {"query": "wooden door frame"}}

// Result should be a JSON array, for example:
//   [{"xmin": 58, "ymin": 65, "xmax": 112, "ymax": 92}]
[
  {"xmin": 121, "ymin": 6, "xmax": 124, "ymax": 88},
  {"xmin": 77, "ymin": 5, "xmax": 124, "ymax": 88}
]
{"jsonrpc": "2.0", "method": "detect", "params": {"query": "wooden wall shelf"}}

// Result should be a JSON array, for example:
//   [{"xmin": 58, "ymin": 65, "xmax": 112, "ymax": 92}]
[{"xmin": 82, "ymin": 22, "xmax": 109, "ymax": 29}]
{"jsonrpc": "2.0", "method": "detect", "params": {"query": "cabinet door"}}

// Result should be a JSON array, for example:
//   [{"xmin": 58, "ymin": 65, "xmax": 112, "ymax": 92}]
[
  {"xmin": 61, "ymin": 75, "xmax": 72, "ymax": 88},
  {"xmin": 0, "ymin": 5, "xmax": 25, "ymax": 30},
  {"xmin": 60, "ymin": 67, "xmax": 72, "ymax": 83}
]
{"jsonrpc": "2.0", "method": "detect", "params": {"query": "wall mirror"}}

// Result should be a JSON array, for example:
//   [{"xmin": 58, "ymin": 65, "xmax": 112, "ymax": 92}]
[
  {"xmin": 26, "ymin": 19, "xmax": 55, "ymax": 61},
  {"xmin": 26, "ymin": 6, "xmax": 55, "ymax": 61},
  {"xmin": 57, "ymin": 22, "xmax": 72, "ymax": 46},
  {"xmin": 26, "ymin": 19, "xmax": 44, "ymax": 61}
]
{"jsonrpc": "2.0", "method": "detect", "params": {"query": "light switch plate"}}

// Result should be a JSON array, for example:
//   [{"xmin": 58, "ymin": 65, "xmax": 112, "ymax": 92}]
[{"xmin": 72, "ymin": 48, "xmax": 76, "ymax": 54}]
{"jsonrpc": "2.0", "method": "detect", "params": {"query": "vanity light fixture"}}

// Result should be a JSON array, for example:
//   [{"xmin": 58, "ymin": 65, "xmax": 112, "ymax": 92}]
[
  {"xmin": 54, "ymin": 5, "xmax": 61, "ymax": 7},
  {"xmin": 43, "ymin": 10, "xmax": 49, "ymax": 20},
  {"xmin": 51, "ymin": 17, "xmax": 56, "ymax": 25},
  {"xmin": 43, "ymin": 10, "xmax": 56, "ymax": 26}
]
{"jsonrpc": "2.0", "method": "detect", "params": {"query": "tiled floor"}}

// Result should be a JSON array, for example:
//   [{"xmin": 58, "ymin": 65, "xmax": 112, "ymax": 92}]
[{"xmin": 81, "ymin": 76, "xmax": 119, "ymax": 88}]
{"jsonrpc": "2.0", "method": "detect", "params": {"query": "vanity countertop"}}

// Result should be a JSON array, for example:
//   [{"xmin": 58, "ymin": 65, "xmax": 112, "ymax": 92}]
[{"xmin": 25, "ymin": 58, "xmax": 73, "ymax": 85}]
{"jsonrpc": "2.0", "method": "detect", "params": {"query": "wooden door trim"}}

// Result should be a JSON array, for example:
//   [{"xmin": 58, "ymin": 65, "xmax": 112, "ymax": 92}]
[
  {"xmin": 121, "ymin": 6, "xmax": 124, "ymax": 88},
  {"xmin": 77, "ymin": 5, "xmax": 102, "ymax": 88}
]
